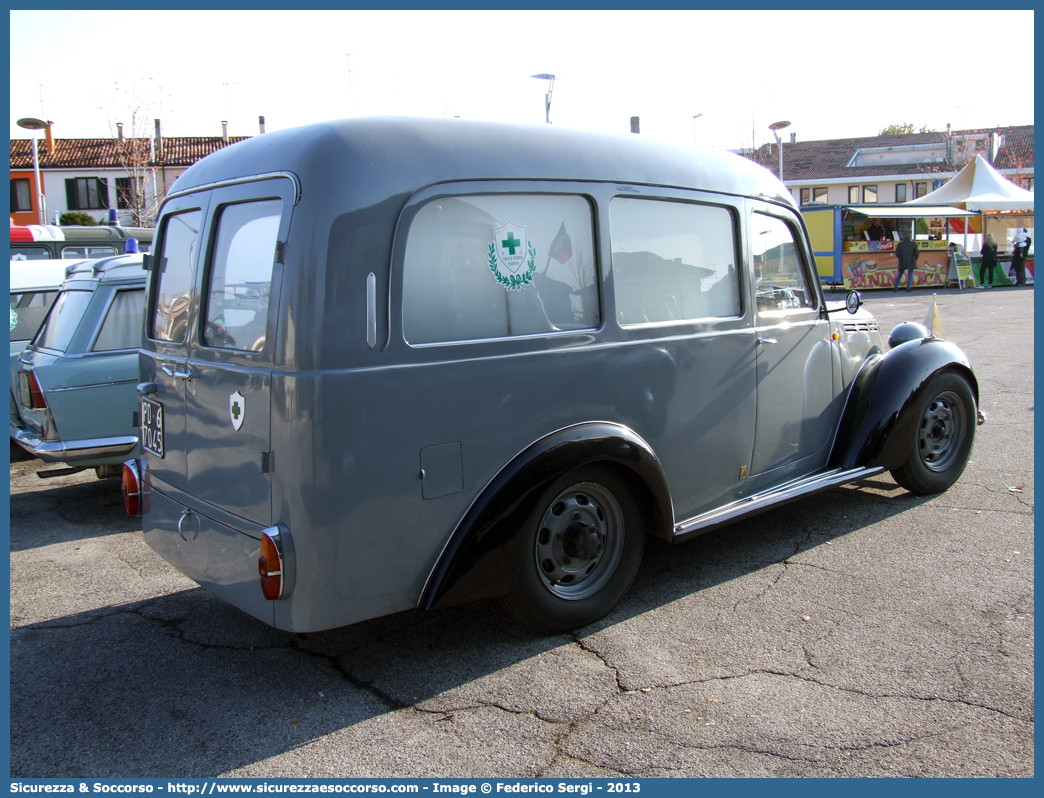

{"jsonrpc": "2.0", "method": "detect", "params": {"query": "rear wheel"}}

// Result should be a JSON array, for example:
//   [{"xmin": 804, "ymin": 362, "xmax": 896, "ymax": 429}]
[
  {"xmin": 890, "ymin": 371, "xmax": 976, "ymax": 495},
  {"xmin": 501, "ymin": 465, "xmax": 645, "ymax": 632}
]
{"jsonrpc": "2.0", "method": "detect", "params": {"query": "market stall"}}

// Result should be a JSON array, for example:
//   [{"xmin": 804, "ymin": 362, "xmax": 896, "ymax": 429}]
[
  {"xmin": 802, "ymin": 204, "xmax": 978, "ymax": 290},
  {"xmin": 904, "ymin": 154, "xmax": 1034, "ymax": 285}
]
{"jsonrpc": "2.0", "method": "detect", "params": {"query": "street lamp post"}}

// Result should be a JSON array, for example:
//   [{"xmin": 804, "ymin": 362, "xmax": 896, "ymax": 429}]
[
  {"xmin": 17, "ymin": 117, "xmax": 51, "ymax": 225},
  {"xmin": 768, "ymin": 120, "xmax": 791, "ymax": 183},
  {"xmin": 530, "ymin": 74, "xmax": 555, "ymax": 123},
  {"xmin": 692, "ymin": 112, "xmax": 703, "ymax": 144}
]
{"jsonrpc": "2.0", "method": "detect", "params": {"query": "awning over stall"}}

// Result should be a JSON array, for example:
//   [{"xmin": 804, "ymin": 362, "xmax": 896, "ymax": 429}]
[
  {"xmin": 902, "ymin": 154, "xmax": 1034, "ymax": 212},
  {"xmin": 844, "ymin": 206, "xmax": 978, "ymax": 218}
]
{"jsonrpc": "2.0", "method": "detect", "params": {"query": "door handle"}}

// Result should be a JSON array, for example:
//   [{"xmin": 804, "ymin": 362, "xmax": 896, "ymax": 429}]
[
  {"xmin": 161, "ymin": 365, "xmax": 196, "ymax": 381},
  {"xmin": 757, "ymin": 337, "xmax": 778, "ymax": 345}
]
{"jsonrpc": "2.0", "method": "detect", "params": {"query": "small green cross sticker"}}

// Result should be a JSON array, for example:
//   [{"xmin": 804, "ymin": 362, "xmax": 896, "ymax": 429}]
[
  {"xmin": 502, "ymin": 232, "xmax": 521, "ymax": 255},
  {"xmin": 230, "ymin": 390, "xmax": 245, "ymax": 430}
]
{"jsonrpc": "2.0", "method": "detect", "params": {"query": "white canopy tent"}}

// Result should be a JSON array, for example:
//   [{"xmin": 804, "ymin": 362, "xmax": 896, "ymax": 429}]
[{"xmin": 903, "ymin": 154, "xmax": 1034, "ymax": 212}]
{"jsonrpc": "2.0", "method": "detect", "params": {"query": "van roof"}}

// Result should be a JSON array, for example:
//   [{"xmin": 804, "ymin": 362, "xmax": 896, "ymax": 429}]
[
  {"xmin": 9, "ymin": 259, "xmax": 75, "ymax": 292},
  {"xmin": 9, "ymin": 224, "xmax": 154, "ymax": 244},
  {"xmin": 168, "ymin": 116, "xmax": 795, "ymax": 210}
]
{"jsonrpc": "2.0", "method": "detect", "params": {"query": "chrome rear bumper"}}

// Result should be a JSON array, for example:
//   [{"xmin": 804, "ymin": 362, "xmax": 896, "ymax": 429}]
[{"xmin": 10, "ymin": 423, "xmax": 138, "ymax": 464}]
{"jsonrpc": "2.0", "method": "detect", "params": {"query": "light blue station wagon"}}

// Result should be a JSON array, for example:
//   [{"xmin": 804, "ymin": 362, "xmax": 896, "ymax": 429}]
[{"xmin": 12, "ymin": 255, "xmax": 145, "ymax": 478}]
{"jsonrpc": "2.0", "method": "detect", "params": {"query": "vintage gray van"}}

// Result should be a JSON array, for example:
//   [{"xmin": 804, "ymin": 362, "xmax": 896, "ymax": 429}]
[{"xmin": 128, "ymin": 117, "xmax": 979, "ymax": 633}]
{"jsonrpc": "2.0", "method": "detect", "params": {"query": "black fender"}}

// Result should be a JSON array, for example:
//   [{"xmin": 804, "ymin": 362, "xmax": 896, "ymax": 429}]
[
  {"xmin": 419, "ymin": 422, "xmax": 673, "ymax": 611},
  {"xmin": 829, "ymin": 337, "xmax": 978, "ymax": 472}
]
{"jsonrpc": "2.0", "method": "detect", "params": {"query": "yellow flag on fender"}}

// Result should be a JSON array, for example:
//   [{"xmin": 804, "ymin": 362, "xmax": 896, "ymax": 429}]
[{"xmin": 923, "ymin": 295, "xmax": 947, "ymax": 339}]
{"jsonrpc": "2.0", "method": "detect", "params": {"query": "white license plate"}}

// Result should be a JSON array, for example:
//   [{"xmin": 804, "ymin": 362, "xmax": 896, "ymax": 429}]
[{"xmin": 141, "ymin": 398, "xmax": 164, "ymax": 457}]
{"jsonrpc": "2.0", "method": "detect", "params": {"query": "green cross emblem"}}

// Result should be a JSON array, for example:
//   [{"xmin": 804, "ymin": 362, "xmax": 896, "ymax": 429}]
[
  {"xmin": 230, "ymin": 390, "xmax": 246, "ymax": 430},
  {"xmin": 501, "ymin": 232, "xmax": 522, "ymax": 255}
]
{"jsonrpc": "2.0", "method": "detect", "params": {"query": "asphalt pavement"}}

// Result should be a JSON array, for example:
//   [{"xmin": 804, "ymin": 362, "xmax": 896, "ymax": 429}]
[{"xmin": 9, "ymin": 285, "xmax": 1034, "ymax": 778}]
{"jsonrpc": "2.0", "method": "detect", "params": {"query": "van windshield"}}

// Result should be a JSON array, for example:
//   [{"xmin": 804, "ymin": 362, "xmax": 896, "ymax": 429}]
[{"xmin": 32, "ymin": 289, "xmax": 92, "ymax": 352}]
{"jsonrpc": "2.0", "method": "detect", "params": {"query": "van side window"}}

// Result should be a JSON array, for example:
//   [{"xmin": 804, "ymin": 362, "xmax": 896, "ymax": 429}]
[
  {"xmin": 10, "ymin": 247, "xmax": 50, "ymax": 261},
  {"xmin": 403, "ymin": 194, "xmax": 598, "ymax": 345},
  {"xmin": 202, "ymin": 200, "xmax": 280, "ymax": 351},
  {"xmin": 610, "ymin": 198, "xmax": 740, "ymax": 326},
  {"xmin": 61, "ymin": 246, "xmax": 118, "ymax": 259},
  {"xmin": 150, "ymin": 210, "xmax": 203, "ymax": 342},
  {"xmin": 751, "ymin": 213, "xmax": 815, "ymax": 313},
  {"xmin": 92, "ymin": 289, "xmax": 146, "ymax": 352}
]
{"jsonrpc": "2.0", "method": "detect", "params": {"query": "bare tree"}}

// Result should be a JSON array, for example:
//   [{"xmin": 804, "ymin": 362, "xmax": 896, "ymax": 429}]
[{"xmin": 107, "ymin": 78, "xmax": 166, "ymax": 227}]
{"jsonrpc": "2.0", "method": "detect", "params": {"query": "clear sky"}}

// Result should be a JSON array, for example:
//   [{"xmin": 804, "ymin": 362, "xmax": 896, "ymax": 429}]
[{"xmin": 10, "ymin": 9, "xmax": 1036, "ymax": 151}]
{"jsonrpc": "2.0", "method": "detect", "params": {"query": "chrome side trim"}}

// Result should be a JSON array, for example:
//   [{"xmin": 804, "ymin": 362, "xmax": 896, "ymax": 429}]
[
  {"xmin": 366, "ymin": 272, "xmax": 377, "ymax": 349},
  {"xmin": 42, "ymin": 379, "xmax": 138, "ymax": 393},
  {"xmin": 10, "ymin": 424, "xmax": 138, "ymax": 464},
  {"xmin": 671, "ymin": 466, "xmax": 883, "ymax": 541}
]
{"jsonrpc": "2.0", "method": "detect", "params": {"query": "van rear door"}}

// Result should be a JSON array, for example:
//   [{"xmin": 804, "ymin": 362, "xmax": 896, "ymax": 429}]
[
  {"xmin": 183, "ymin": 179, "xmax": 293, "ymax": 526},
  {"xmin": 140, "ymin": 193, "xmax": 211, "ymax": 493}
]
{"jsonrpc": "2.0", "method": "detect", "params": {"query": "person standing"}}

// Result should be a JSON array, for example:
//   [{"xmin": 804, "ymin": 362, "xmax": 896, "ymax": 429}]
[
  {"xmin": 894, "ymin": 230, "xmax": 919, "ymax": 291},
  {"xmin": 1010, "ymin": 228, "xmax": 1031, "ymax": 286},
  {"xmin": 979, "ymin": 233, "xmax": 999, "ymax": 288},
  {"xmin": 867, "ymin": 220, "xmax": 885, "ymax": 241}
]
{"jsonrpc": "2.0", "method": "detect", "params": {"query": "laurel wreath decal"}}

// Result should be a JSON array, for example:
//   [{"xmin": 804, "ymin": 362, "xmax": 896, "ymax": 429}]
[{"xmin": 488, "ymin": 241, "xmax": 537, "ymax": 291}]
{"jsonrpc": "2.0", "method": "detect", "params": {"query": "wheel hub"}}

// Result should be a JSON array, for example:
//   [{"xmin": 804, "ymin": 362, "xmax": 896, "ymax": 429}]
[
  {"xmin": 534, "ymin": 482, "xmax": 625, "ymax": 600},
  {"xmin": 919, "ymin": 391, "xmax": 966, "ymax": 472},
  {"xmin": 561, "ymin": 519, "xmax": 604, "ymax": 560}
]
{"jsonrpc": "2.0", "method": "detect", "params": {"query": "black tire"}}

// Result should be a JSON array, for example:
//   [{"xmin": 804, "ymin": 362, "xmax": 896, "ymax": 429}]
[
  {"xmin": 501, "ymin": 465, "xmax": 645, "ymax": 632},
  {"xmin": 890, "ymin": 371, "xmax": 976, "ymax": 495}
]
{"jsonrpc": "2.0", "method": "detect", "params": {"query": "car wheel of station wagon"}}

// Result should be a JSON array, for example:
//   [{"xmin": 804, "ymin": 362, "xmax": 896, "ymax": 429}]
[
  {"xmin": 502, "ymin": 466, "xmax": 645, "ymax": 632},
  {"xmin": 890, "ymin": 371, "xmax": 976, "ymax": 496}
]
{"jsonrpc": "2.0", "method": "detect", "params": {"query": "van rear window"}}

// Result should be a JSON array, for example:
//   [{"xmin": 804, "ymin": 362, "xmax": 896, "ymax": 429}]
[
  {"xmin": 403, "ymin": 194, "xmax": 598, "ymax": 344},
  {"xmin": 202, "ymin": 199, "xmax": 280, "ymax": 352},
  {"xmin": 150, "ymin": 210, "xmax": 202, "ymax": 343}
]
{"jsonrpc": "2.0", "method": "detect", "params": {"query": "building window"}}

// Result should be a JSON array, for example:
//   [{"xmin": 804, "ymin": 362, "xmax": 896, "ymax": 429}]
[
  {"xmin": 862, "ymin": 185, "xmax": 878, "ymax": 203},
  {"xmin": 65, "ymin": 177, "xmax": 109, "ymax": 210},
  {"xmin": 895, "ymin": 184, "xmax": 908, "ymax": 203},
  {"xmin": 1029, "ymin": 177, "xmax": 1034, "ymax": 192},
  {"xmin": 915, "ymin": 182, "xmax": 928, "ymax": 198},
  {"xmin": 10, "ymin": 178, "xmax": 32, "ymax": 212},
  {"xmin": 115, "ymin": 177, "xmax": 141, "ymax": 210},
  {"xmin": 799, "ymin": 187, "xmax": 828, "ymax": 207},
  {"xmin": 848, "ymin": 186, "xmax": 859, "ymax": 204}
]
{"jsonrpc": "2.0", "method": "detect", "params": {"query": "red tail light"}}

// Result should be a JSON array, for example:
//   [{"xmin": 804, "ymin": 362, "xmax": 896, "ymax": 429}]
[
  {"xmin": 259, "ymin": 531, "xmax": 284, "ymax": 600},
  {"xmin": 122, "ymin": 461, "xmax": 141, "ymax": 516},
  {"xmin": 27, "ymin": 370, "xmax": 47, "ymax": 409}
]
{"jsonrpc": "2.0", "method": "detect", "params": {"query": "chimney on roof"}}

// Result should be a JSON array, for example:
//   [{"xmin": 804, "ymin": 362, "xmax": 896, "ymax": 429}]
[
  {"xmin": 154, "ymin": 119, "xmax": 163, "ymax": 160},
  {"xmin": 630, "ymin": 116, "xmax": 640, "ymax": 134},
  {"xmin": 44, "ymin": 122, "xmax": 54, "ymax": 155},
  {"xmin": 790, "ymin": 132, "xmax": 796, "ymax": 144},
  {"xmin": 259, "ymin": 115, "xmax": 266, "ymax": 134},
  {"xmin": 221, "ymin": 120, "xmax": 228, "ymax": 143},
  {"xmin": 117, "ymin": 122, "xmax": 124, "ymax": 142}
]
